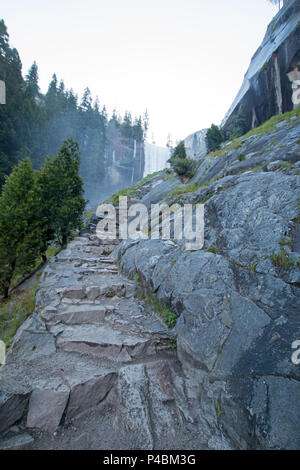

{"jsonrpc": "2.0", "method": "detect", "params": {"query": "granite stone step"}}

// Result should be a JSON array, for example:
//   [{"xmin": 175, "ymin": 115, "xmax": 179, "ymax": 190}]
[{"xmin": 54, "ymin": 323, "xmax": 157, "ymax": 362}]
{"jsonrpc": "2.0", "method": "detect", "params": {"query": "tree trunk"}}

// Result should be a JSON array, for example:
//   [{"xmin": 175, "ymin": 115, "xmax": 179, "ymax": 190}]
[
  {"xmin": 2, "ymin": 262, "xmax": 15, "ymax": 299},
  {"xmin": 3, "ymin": 284, "xmax": 9, "ymax": 299},
  {"xmin": 2, "ymin": 276, "xmax": 11, "ymax": 299},
  {"xmin": 62, "ymin": 233, "xmax": 68, "ymax": 249}
]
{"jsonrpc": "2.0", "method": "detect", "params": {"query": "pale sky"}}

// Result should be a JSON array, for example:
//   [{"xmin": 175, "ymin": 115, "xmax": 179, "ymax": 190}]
[{"xmin": 2, "ymin": 0, "xmax": 277, "ymax": 146}]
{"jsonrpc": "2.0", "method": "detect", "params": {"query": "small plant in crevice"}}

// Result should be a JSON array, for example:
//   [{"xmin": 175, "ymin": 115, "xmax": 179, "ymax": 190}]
[
  {"xmin": 280, "ymin": 162, "xmax": 292, "ymax": 169},
  {"xmin": 250, "ymin": 263, "xmax": 257, "ymax": 272},
  {"xmin": 105, "ymin": 289, "xmax": 115, "ymax": 298},
  {"xmin": 134, "ymin": 273, "xmax": 141, "ymax": 286},
  {"xmin": 137, "ymin": 290, "xmax": 145, "ymax": 301},
  {"xmin": 148, "ymin": 291, "xmax": 177, "ymax": 329},
  {"xmin": 279, "ymin": 237, "xmax": 293, "ymax": 248},
  {"xmin": 164, "ymin": 173, "xmax": 176, "ymax": 181},
  {"xmin": 102, "ymin": 249, "xmax": 112, "ymax": 257},
  {"xmin": 206, "ymin": 244, "xmax": 218, "ymax": 254},
  {"xmin": 166, "ymin": 338, "xmax": 177, "ymax": 351},
  {"xmin": 270, "ymin": 249, "xmax": 297, "ymax": 271},
  {"xmin": 294, "ymin": 200, "xmax": 300, "ymax": 225},
  {"xmin": 216, "ymin": 401, "xmax": 221, "ymax": 419}
]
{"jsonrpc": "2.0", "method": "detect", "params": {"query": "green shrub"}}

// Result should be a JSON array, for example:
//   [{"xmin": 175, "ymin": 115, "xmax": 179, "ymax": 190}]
[
  {"xmin": 171, "ymin": 156, "xmax": 196, "ymax": 178},
  {"xmin": 168, "ymin": 141, "xmax": 186, "ymax": 163},
  {"xmin": 206, "ymin": 124, "xmax": 224, "ymax": 152},
  {"xmin": 168, "ymin": 141, "xmax": 196, "ymax": 179}
]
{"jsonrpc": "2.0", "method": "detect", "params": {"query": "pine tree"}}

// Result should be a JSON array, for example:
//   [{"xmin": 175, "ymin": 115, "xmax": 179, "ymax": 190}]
[
  {"xmin": 81, "ymin": 87, "xmax": 92, "ymax": 112},
  {"xmin": 143, "ymin": 110, "xmax": 149, "ymax": 140},
  {"xmin": 121, "ymin": 111, "xmax": 133, "ymax": 138},
  {"xmin": 0, "ymin": 19, "xmax": 9, "ymax": 52},
  {"xmin": 0, "ymin": 20, "xmax": 26, "ymax": 186},
  {"xmin": 168, "ymin": 141, "xmax": 196, "ymax": 179},
  {"xmin": 39, "ymin": 139, "xmax": 86, "ymax": 248},
  {"xmin": 35, "ymin": 157, "xmax": 57, "ymax": 261},
  {"xmin": 168, "ymin": 141, "xmax": 187, "ymax": 163},
  {"xmin": 0, "ymin": 158, "xmax": 43, "ymax": 298},
  {"xmin": 166, "ymin": 133, "xmax": 173, "ymax": 149},
  {"xmin": 206, "ymin": 124, "xmax": 224, "ymax": 152},
  {"xmin": 25, "ymin": 61, "xmax": 39, "ymax": 98}
]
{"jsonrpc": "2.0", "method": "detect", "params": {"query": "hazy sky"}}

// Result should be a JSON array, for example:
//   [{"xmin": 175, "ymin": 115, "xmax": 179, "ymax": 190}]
[{"xmin": 2, "ymin": 0, "xmax": 277, "ymax": 146}]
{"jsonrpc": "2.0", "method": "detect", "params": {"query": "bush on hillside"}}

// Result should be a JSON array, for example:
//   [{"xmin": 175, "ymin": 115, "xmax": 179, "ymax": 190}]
[
  {"xmin": 206, "ymin": 124, "xmax": 224, "ymax": 152},
  {"xmin": 168, "ymin": 141, "xmax": 196, "ymax": 179}
]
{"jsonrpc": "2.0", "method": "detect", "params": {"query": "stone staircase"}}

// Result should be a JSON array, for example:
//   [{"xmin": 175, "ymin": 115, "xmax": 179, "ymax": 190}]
[{"xmin": 0, "ymin": 229, "xmax": 227, "ymax": 450}]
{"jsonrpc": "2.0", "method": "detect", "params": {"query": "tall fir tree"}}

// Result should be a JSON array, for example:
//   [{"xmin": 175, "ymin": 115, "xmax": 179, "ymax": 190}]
[
  {"xmin": 206, "ymin": 124, "xmax": 224, "ymax": 152},
  {"xmin": 0, "ymin": 158, "xmax": 43, "ymax": 298},
  {"xmin": 25, "ymin": 61, "xmax": 39, "ymax": 98},
  {"xmin": 39, "ymin": 138, "xmax": 86, "ymax": 248}
]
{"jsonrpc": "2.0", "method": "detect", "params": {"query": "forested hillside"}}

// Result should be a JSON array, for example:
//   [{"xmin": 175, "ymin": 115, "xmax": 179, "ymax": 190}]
[{"xmin": 0, "ymin": 19, "xmax": 147, "ymax": 197}]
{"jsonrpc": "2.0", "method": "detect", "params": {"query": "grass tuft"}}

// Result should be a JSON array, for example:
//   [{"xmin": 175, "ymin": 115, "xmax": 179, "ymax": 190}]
[
  {"xmin": 0, "ymin": 278, "xmax": 40, "ymax": 348},
  {"xmin": 148, "ymin": 291, "xmax": 177, "ymax": 329}
]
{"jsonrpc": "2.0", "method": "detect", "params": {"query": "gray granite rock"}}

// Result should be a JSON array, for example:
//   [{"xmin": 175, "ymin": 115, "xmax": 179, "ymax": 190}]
[
  {"xmin": 26, "ymin": 387, "xmax": 70, "ymax": 432},
  {"xmin": 116, "ymin": 115, "xmax": 300, "ymax": 449}
]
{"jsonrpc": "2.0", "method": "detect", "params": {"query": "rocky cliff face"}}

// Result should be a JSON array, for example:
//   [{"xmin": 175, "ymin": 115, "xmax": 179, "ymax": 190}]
[
  {"xmin": 115, "ymin": 111, "xmax": 300, "ymax": 449},
  {"xmin": 222, "ymin": 0, "xmax": 300, "ymax": 136},
  {"xmin": 184, "ymin": 128, "xmax": 208, "ymax": 160}
]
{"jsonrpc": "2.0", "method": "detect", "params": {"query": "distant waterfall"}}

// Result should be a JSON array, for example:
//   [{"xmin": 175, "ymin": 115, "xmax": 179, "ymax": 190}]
[{"xmin": 144, "ymin": 142, "xmax": 170, "ymax": 177}]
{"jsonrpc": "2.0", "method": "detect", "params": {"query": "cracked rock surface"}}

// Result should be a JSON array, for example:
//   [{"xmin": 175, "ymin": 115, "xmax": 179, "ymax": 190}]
[{"xmin": 116, "ymin": 117, "xmax": 300, "ymax": 450}]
